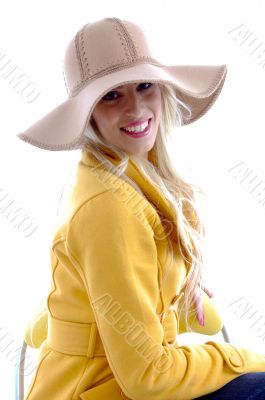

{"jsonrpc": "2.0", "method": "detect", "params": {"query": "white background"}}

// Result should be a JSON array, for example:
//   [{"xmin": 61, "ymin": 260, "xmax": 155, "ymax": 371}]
[{"xmin": 0, "ymin": 0, "xmax": 265, "ymax": 398}]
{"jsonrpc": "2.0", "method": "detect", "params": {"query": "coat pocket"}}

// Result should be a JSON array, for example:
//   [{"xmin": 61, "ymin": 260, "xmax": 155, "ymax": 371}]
[{"xmin": 80, "ymin": 377, "xmax": 132, "ymax": 400}]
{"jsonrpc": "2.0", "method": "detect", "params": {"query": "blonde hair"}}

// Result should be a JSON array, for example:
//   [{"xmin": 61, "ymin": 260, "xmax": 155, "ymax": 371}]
[{"xmin": 60, "ymin": 82, "xmax": 207, "ymax": 334}]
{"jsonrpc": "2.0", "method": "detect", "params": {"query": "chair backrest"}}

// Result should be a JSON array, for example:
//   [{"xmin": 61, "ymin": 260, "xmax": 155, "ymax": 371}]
[{"xmin": 15, "ymin": 340, "xmax": 27, "ymax": 400}]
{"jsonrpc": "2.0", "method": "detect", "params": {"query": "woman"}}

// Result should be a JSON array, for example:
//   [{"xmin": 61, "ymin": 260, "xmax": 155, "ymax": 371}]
[{"xmin": 18, "ymin": 17, "xmax": 265, "ymax": 400}]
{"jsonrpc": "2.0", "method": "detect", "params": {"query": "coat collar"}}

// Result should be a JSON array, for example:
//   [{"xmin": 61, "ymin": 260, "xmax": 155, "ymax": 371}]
[{"xmin": 80, "ymin": 148, "xmax": 177, "ymax": 239}]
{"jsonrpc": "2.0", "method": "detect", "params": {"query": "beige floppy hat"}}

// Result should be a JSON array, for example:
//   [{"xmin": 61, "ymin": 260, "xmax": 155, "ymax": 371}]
[{"xmin": 17, "ymin": 17, "xmax": 228, "ymax": 151}]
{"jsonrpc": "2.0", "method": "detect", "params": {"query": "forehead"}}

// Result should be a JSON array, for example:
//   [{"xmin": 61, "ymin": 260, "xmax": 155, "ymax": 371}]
[{"xmin": 114, "ymin": 82, "xmax": 139, "ymax": 89}]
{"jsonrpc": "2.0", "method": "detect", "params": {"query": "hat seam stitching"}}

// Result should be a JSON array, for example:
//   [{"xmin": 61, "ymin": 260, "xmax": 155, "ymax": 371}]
[
  {"xmin": 112, "ymin": 18, "xmax": 138, "ymax": 60},
  {"xmin": 80, "ymin": 23, "xmax": 92, "ymax": 79},
  {"xmin": 107, "ymin": 18, "xmax": 132, "ymax": 61},
  {"xmin": 74, "ymin": 30, "xmax": 84, "ymax": 81}
]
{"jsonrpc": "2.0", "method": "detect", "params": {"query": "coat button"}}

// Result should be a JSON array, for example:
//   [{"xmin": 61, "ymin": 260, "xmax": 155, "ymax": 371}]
[{"xmin": 229, "ymin": 354, "xmax": 242, "ymax": 367}]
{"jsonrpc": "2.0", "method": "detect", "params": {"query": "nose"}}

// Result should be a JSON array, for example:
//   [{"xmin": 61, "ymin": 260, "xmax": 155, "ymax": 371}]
[{"xmin": 123, "ymin": 90, "xmax": 143, "ymax": 117}]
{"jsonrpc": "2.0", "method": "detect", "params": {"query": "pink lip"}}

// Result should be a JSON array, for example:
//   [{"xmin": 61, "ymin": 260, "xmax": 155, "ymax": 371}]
[
  {"xmin": 121, "ymin": 118, "xmax": 150, "ymax": 129},
  {"xmin": 121, "ymin": 119, "xmax": 151, "ymax": 138}
]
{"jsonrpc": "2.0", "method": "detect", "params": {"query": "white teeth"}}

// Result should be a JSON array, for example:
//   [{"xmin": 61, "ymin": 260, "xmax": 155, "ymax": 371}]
[{"xmin": 123, "ymin": 120, "xmax": 149, "ymax": 133}]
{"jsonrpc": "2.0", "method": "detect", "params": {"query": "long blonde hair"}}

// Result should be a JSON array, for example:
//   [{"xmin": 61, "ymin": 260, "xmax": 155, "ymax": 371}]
[{"xmin": 60, "ymin": 82, "xmax": 207, "ymax": 333}]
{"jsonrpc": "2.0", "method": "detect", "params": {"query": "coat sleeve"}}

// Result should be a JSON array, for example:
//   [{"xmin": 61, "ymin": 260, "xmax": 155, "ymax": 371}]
[
  {"xmin": 66, "ymin": 191, "xmax": 265, "ymax": 400},
  {"xmin": 177, "ymin": 290, "xmax": 224, "ymax": 335},
  {"xmin": 24, "ymin": 300, "xmax": 48, "ymax": 348}
]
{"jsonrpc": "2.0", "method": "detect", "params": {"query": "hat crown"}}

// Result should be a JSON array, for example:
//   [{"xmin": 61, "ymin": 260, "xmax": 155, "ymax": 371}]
[{"xmin": 63, "ymin": 18, "xmax": 162, "ymax": 97}]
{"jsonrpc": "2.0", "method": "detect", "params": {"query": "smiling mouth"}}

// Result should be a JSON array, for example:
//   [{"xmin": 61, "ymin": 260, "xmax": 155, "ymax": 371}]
[
  {"xmin": 120, "ymin": 118, "xmax": 152, "ymax": 138},
  {"xmin": 120, "ymin": 118, "xmax": 151, "ymax": 133}
]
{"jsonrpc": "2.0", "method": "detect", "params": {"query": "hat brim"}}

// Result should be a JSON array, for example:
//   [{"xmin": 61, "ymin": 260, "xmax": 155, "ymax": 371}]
[{"xmin": 17, "ymin": 63, "xmax": 227, "ymax": 151}]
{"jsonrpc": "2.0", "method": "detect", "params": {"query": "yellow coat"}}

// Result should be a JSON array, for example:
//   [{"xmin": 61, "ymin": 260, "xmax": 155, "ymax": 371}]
[{"xmin": 25, "ymin": 149, "xmax": 265, "ymax": 400}]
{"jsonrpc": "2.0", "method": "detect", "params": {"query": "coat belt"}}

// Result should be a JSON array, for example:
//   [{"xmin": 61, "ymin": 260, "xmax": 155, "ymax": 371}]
[{"xmin": 47, "ymin": 315, "xmax": 106, "ymax": 357}]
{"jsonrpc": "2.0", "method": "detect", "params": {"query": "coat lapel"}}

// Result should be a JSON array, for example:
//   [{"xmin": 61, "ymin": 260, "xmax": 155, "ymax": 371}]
[
  {"xmin": 80, "ymin": 149, "xmax": 178, "ymax": 238},
  {"xmin": 80, "ymin": 148, "xmax": 192, "ymax": 281}
]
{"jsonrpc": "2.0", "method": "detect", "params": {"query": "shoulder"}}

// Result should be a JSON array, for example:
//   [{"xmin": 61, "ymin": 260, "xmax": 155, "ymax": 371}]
[
  {"xmin": 53, "ymin": 161, "xmax": 162, "ymax": 243},
  {"xmin": 65, "ymin": 190, "xmax": 159, "ymax": 270},
  {"xmin": 68, "ymin": 189, "xmax": 155, "ymax": 236}
]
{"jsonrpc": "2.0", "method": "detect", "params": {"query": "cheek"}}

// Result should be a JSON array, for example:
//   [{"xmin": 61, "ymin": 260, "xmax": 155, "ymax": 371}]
[
  {"xmin": 92, "ymin": 110, "xmax": 108, "ymax": 131},
  {"xmin": 93, "ymin": 111, "xmax": 121, "ymax": 138},
  {"xmin": 151, "ymin": 89, "xmax": 162, "ymax": 112},
  {"xmin": 97, "ymin": 108, "xmax": 118, "ymax": 126},
  {"xmin": 153, "ymin": 96, "xmax": 162, "ymax": 118}
]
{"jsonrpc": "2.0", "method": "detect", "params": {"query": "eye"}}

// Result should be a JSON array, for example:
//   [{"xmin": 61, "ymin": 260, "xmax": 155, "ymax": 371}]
[
  {"xmin": 137, "ymin": 82, "xmax": 153, "ymax": 91},
  {"xmin": 101, "ymin": 82, "xmax": 153, "ymax": 102},
  {"xmin": 101, "ymin": 90, "xmax": 119, "ymax": 102}
]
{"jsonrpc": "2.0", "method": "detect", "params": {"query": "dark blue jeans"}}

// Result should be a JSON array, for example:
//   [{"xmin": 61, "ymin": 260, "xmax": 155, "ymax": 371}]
[{"xmin": 194, "ymin": 372, "xmax": 265, "ymax": 399}]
